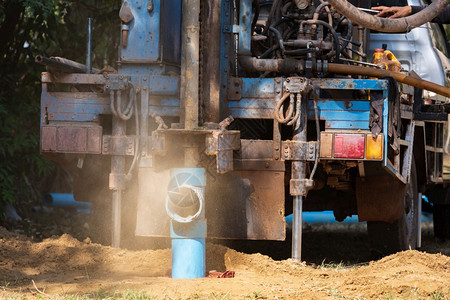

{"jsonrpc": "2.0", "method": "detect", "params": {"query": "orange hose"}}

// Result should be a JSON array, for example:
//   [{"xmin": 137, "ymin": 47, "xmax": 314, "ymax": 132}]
[{"xmin": 326, "ymin": 63, "xmax": 450, "ymax": 98}]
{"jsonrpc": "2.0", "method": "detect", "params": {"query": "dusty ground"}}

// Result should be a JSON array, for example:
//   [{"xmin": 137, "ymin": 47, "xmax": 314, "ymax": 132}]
[{"xmin": 0, "ymin": 222, "xmax": 449, "ymax": 299}]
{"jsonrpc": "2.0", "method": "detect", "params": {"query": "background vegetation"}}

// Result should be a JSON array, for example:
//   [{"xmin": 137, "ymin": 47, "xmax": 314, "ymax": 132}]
[{"xmin": 0, "ymin": 0, "xmax": 119, "ymax": 219}]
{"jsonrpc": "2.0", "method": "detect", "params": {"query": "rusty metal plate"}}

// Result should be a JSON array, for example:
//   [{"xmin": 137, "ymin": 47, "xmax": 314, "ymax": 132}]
[
  {"xmin": 228, "ymin": 78, "xmax": 242, "ymax": 100},
  {"xmin": 41, "ymin": 126, "xmax": 57, "ymax": 151},
  {"xmin": 320, "ymin": 132, "xmax": 333, "ymax": 158},
  {"xmin": 102, "ymin": 135, "xmax": 135, "ymax": 156},
  {"xmin": 41, "ymin": 125, "xmax": 102, "ymax": 154},
  {"xmin": 240, "ymin": 140, "xmax": 273, "ymax": 159},
  {"xmin": 206, "ymin": 170, "xmax": 285, "ymax": 240},
  {"xmin": 135, "ymin": 168, "xmax": 286, "ymax": 241}
]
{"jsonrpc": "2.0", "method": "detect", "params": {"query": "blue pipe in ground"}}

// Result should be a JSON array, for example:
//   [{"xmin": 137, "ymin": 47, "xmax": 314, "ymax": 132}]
[
  {"xmin": 285, "ymin": 210, "xmax": 433, "ymax": 227},
  {"xmin": 43, "ymin": 193, "xmax": 92, "ymax": 213},
  {"xmin": 166, "ymin": 168, "xmax": 206, "ymax": 279}
]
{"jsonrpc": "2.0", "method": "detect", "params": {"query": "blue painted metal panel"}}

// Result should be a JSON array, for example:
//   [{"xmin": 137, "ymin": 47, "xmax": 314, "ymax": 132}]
[
  {"xmin": 312, "ymin": 100, "xmax": 370, "ymax": 112},
  {"xmin": 311, "ymin": 78, "xmax": 388, "ymax": 90},
  {"xmin": 241, "ymin": 78, "xmax": 279, "ymax": 98},
  {"xmin": 238, "ymin": 0, "xmax": 252, "ymax": 55},
  {"xmin": 228, "ymin": 98, "xmax": 276, "ymax": 109},
  {"xmin": 118, "ymin": 65, "xmax": 179, "ymax": 76},
  {"xmin": 120, "ymin": 0, "xmax": 161, "ymax": 62},
  {"xmin": 324, "ymin": 120, "xmax": 370, "ymax": 130},
  {"xmin": 307, "ymin": 100, "xmax": 371, "ymax": 129},
  {"xmin": 161, "ymin": 0, "xmax": 181, "ymax": 64},
  {"xmin": 148, "ymin": 106, "xmax": 179, "ymax": 117},
  {"xmin": 42, "ymin": 92, "xmax": 180, "ymax": 121},
  {"xmin": 230, "ymin": 108, "xmax": 274, "ymax": 119}
]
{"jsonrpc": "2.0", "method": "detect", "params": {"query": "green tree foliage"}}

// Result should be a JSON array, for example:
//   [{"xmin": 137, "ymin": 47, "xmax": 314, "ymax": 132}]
[{"xmin": 0, "ymin": 0, "xmax": 119, "ymax": 217}]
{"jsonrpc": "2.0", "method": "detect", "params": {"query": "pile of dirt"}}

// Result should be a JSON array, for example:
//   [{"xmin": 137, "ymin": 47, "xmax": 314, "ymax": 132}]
[{"xmin": 0, "ymin": 226, "xmax": 449, "ymax": 299}]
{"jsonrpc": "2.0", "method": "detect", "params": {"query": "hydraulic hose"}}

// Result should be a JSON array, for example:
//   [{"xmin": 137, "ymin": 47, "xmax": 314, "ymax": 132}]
[
  {"xmin": 326, "ymin": 0, "xmax": 449, "ymax": 32},
  {"xmin": 325, "ymin": 63, "xmax": 450, "ymax": 98}
]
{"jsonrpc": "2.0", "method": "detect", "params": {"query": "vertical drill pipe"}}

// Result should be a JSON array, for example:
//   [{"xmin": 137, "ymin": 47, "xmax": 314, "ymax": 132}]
[
  {"xmin": 86, "ymin": 18, "xmax": 92, "ymax": 74},
  {"xmin": 291, "ymin": 95, "xmax": 307, "ymax": 262},
  {"xmin": 182, "ymin": 0, "xmax": 200, "ymax": 130},
  {"xmin": 111, "ymin": 91, "xmax": 126, "ymax": 248}
]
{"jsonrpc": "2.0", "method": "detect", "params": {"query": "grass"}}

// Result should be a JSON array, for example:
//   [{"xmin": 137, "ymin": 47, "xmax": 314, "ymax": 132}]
[{"xmin": 319, "ymin": 259, "xmax": 346, "ymax": 270}]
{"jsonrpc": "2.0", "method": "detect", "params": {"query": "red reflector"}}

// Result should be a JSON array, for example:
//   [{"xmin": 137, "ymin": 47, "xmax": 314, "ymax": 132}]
[{"xmin": 334, "ymin": 134, "xmax": 365, "ymax": 159}]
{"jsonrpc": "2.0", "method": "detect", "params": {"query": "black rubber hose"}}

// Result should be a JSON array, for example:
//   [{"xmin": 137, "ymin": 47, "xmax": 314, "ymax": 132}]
[
  {"xmin": 252, "ymin": 0, "xmax": 260, "ymax": 34},
  {"xmin": 338, "ymin": 17, "xmax": 353, "ymax": 55},
  {"xmin": 269, "ymin": 26, "xmax": 286, "ymax": 58}
]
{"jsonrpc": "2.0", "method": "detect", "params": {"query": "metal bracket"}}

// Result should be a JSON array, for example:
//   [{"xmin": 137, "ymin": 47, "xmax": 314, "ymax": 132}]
[
  {"xmin": 228, "ymin": 78, "xmax": 242, "ymax": 100},
  {"xmin": 102, "ymin": 135, "xmax": 135, "ymax": 156},
  {"xmin": 284, "ymin": 77, "xmax": 310, "ymax": 94},
  {"xmin": 290, "ymin": 178, "xmax": 314, "ymax": 196},
  {"xmin": 282, "ymin": 141, "xmax": 316, "ymax": 161},
  {"xmin": 151, "ymin": 131, "xmax": 166, "ymax": 154},
  {"xmin": 223, "ymin": 25, "xmax": 240, "ymax": 33},
  {"xmin": 206, "ymin": 130, "xmax": 241, "ymax": 174},
  {"xmin": 104, "ymin": 74, "xmax": 130, "ymax": 91}
]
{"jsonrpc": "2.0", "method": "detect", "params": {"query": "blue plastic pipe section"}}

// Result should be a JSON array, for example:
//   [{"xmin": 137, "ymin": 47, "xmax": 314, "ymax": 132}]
[
  {"xmin": 167, "ymin": 168, "xmax": 206, "ymax": 279},
  {"xmin": 172, "ymin": 238, "xmax": 205, "ymax": 279},
  {"xmin": 285, "ymin": 210, "xmax": 433, "ymax": 227},
  {"xmin": 43, "ymin": 193, "xmax": 92, "ymax": 213}
]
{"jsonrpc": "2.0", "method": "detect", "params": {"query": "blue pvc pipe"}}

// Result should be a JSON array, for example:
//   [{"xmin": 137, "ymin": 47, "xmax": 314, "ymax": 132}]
[
  {"xmin": 286, "ymin": 211, "xmax": 359, "ymax": 225},
  {"xmin": 43, "ymin": 193, "xmax": 92, "ymax": 213},
  {"xmin": 168, "ymin": 168, "xmax": 206, "ymax": 279},
  {"xmin": 171, "ymin": 238, "xmax": 205, "ymax": 279},
  {"xmin": 285, "ymin": 210, "xmax": 434, "ymax": 226}
]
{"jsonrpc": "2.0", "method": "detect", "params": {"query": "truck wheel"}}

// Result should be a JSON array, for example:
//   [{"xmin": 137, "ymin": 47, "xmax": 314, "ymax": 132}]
[
  {"xmin": 367, "ymin": 160, "xmax": 419, "ymax": 258},
  {"xmin": 433, "ymin": 204, "xmax": 450, "ymax": 239}
]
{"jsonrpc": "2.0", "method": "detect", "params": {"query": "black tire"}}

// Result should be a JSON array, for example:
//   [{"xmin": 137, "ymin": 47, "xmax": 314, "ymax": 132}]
[
  {"xmin": 367, "ymin": 160, "xmax": 419, "ymax": 258},
  {"xmin": 433, "ymin": 203, "xmax": 450, "ymax": 239}
]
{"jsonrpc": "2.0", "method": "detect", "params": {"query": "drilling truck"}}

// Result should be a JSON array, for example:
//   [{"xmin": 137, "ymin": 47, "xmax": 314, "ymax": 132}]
[{"xmin": 38, "ymin": 0, "xmax": 450, "ymax": 278}]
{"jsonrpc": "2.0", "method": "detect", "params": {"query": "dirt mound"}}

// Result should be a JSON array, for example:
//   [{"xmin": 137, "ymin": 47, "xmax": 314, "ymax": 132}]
[{"xmin": 0, "ymin": 227, "xmax": 449, "ymax": 299}]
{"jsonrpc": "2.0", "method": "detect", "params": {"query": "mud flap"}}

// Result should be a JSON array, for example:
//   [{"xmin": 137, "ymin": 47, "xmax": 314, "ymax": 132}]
[{"xmin": 356, "ymin": 175, "xmax": 406, "ymax": 223}]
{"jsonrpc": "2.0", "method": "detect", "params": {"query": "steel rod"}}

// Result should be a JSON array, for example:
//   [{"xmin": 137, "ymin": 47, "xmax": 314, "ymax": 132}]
[
  {"xmin": 110, "ymin": 92, "xmax": 126, "ymax": 248},
  {"xmin": 291, "ymin": 92, "xmax": 308, "ymax": 261},
  {"xmin": 112, "ymin": 190, "xmax": 122, "ymax": 248},
  {"xmin": 86, "ymin": 18, "xmax": 92, "ymax": 74},
  {"xmin": 292, "ymin": 196, "xmax": 303, "ymax": 261}
]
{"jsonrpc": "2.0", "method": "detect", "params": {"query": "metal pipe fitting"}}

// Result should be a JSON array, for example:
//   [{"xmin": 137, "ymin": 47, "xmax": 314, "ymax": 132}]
[{"xmin": 238, "ymin": 56, "xmax": 304, "ymax": 74}]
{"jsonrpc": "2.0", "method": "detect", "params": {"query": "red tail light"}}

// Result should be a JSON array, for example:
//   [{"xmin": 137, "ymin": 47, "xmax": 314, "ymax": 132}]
[{"xmin": 334, "ymin": 134, "xmax": 365, "ymax": 159}]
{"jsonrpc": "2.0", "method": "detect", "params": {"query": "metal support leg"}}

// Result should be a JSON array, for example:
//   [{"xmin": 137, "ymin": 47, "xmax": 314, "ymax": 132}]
[
  {"xmin": 112, "ymin": 190, "xmax": 122, "ymax": 248},
  {"xmin": 292, "ymin": 195, "xmax": 303, "ymax": 261},
  {"xmin": 110, "ymin": 91, "xmax": 126, "ymax": 248},
  {"xmin": 291, "ymin": 94, "xmax": 308, "ymax": 262}
]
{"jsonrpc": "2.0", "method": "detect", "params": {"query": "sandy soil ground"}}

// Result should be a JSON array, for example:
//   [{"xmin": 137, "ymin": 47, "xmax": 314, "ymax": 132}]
[{"xmin": 0, "ymin": 223, "xmax": 449, "ymax": 299}]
